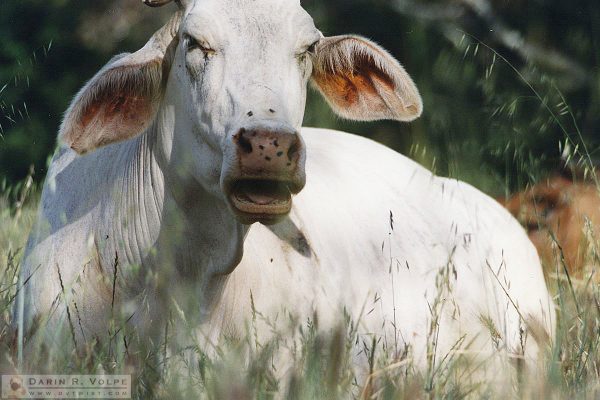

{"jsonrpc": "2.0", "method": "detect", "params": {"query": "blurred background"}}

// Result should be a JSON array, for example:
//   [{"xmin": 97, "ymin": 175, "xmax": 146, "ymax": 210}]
[{"xmin": 0, "ymin": 0, "xmax": 598, "ymax": 196}]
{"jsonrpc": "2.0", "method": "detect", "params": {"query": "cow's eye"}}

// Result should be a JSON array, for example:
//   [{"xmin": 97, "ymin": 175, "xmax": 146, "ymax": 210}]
[
  {"xmin": 185, "ymin": 35, "xmax": 215, "ymax": 57},
  {"xmin": 306, "ymin": 41, "xmax": 318, "ymax": 55},
  {"xmin": 304, "ymin": 40, "xmax": 319, "ymax": 56},
  {"xmin": 297, "ymin": 40, "xmax": 319, "ymax": 58}
]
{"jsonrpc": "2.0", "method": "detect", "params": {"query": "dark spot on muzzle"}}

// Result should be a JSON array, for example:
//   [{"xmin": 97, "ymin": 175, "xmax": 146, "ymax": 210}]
[{"xmin": 236, "ymin": 128, "xmax": 253, "ymax": 154}]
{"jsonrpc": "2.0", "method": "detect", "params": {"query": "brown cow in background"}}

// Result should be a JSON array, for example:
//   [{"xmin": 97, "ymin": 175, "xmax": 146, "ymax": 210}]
[{"xmin": 500, "ymin": 168, "xmax": 600, "ymax": 282}]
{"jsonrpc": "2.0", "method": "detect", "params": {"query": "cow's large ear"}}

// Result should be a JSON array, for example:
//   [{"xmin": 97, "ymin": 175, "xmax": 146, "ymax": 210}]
[
  {"xmin": 59, "ymin": 12, "xmax": 181, "ymax": 155},
  {"xmin": 311, "ymin": 35, "xmax": 422, "ymax": 122}
]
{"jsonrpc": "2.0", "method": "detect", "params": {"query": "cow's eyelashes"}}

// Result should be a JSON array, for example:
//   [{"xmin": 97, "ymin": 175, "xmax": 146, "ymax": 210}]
[{"xmin": 185, "ymin": 35, "xmax": 215, "ymax": 57}]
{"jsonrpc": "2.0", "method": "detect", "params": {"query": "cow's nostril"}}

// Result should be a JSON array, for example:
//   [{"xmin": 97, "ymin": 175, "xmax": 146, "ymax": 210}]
[
  {"xmin": 287, "ymin": 137, "xmax": 301, "ymax": 160},
  {"xmin": 236, "ymin": 129, "xmax": 253, "ymax": 154}
]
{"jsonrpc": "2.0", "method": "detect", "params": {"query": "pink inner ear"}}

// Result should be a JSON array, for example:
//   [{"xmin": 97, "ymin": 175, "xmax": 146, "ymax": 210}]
[
  {"xmin": 66, "ymin": 90, "xmax": 156, "ymax": 154},
  {"xmin": 80, "ymin": 93, "xmax": 153, "ymax": 132},
  {"xmin": 313, "ymin": 53, "xmax": 397, "ymax": 110},
  {"xmin": 62, "ymin": 59, "xmax": 163, "ymax": 154}
]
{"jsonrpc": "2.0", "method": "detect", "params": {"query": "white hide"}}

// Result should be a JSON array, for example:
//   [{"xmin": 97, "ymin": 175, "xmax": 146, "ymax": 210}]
[
  {"xmin": 16, "ymin": 0, "xmax": 554, "ymax": 379},
  {"xmin": 18, "ymin": 129, "xmax": 554, "ymax": 367}
]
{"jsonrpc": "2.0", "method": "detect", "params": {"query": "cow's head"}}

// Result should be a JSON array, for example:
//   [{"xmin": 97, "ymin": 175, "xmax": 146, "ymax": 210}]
[
  {"xmin": 500, "ymin": 170, "xmax": 600, "ymax": 280},
  {"xmin": 59, "ymin": 0, "xmax": 422, "ymax": 225}
]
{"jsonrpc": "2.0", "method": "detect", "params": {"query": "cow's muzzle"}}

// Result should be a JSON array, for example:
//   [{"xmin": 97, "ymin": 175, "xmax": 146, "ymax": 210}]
[{"xmin": 224, "ymin": 126, "xmax": 306, "ymax": 225}]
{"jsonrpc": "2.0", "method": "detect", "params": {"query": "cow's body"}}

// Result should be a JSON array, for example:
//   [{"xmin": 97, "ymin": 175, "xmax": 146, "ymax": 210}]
[
  {"xmin": 19, "ymin": 127, "xmax": 553, "ymax": 369},
  {"xmin": 16, "ymin": 0, "xmax": 554, "ymax": 380}
]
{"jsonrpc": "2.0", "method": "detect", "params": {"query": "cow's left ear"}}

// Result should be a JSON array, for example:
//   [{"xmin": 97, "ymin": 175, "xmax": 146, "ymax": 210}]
[{"xmin": 311, "ymin": 35, "xmax": 422, "ymax": 122}]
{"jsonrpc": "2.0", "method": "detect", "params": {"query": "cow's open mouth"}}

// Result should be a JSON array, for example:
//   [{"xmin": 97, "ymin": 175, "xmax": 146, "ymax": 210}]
[{"xmin": 229, "ymin": 179, "xmax": 293, "ymax": 223}]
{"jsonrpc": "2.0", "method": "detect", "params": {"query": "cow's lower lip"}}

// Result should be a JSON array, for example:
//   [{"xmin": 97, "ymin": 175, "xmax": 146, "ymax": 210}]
[{"xmin": 229, "ymin": 179, "xmax": 292, "ymax": 223}]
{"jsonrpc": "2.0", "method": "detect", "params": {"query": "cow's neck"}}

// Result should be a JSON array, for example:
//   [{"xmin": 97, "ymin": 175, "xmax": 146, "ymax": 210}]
[{"xmin": 129, "ymin": 110, "xmax": 248, "ymax": 315}]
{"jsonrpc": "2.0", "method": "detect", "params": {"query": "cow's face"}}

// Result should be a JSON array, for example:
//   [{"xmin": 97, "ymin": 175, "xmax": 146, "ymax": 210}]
[
  {"xmin": 167, "ymin": 0, "xmax": 318, "ymax": 224},
  {"xmin": 59, "ymin": 0, "xmax": 423, "ymax": 225}
]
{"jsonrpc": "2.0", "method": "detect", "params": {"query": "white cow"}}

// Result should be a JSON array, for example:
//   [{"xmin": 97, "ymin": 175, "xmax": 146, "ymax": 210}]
[{"xmin": 16, "ymin": 0, "xmax": 553, "ymax": 381}]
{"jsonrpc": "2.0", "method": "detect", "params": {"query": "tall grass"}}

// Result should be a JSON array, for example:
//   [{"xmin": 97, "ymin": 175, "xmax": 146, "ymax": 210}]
[
  {"xmin": 0, "ymin": 174, "xmax": 598, "ymax": 399},
  {"xmin": 0, "ymin": 169, "xmax": 37, "ymax": 376}
]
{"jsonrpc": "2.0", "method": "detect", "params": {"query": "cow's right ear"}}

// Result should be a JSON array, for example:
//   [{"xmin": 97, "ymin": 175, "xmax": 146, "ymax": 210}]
[{"xmin": 59, "ymin": 12, "xmax": 181, "ymax": 155}]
